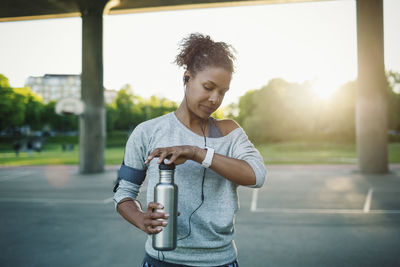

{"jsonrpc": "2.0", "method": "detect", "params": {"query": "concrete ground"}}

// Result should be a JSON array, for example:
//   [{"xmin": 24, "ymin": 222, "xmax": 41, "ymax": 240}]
[{"xmin": 1, "ymin": 164, "xmax": 400, "ymax": 267}]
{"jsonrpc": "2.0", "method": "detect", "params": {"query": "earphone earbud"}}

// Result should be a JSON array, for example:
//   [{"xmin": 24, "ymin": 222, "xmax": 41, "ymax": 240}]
[{"xmin": 183, "ymin": 76, "xmax": 190, "ymax": 84}]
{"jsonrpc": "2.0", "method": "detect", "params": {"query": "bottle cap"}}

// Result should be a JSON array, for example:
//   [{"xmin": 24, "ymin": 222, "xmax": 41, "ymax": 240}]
[{"xmin": 159, "ymin": 160, "xmax": 175, "ymax": 170}]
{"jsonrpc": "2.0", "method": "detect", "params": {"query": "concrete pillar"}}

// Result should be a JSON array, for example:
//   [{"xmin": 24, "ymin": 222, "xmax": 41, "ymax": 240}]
[
  {"xmin": 79, "ymin": 0, "xmax": 108, "ymax": 173},
  {"xmin": 356, "ymin": 0, "xmax": 388, "ymax": 173}
]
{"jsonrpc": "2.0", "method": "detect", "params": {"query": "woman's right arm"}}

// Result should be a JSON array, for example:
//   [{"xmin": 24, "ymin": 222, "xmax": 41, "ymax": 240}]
[
  {"xmin": 117, "ymin": 198, "xmax": 168, "ymax": 234},
  {"xmin": 113, "ymin": 124, "xmax": 168, "ymax": 234}
]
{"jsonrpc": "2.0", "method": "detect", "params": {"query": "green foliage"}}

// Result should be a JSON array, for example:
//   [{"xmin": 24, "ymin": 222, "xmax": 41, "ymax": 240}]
[
  {"xmin": 236, "ymin": 79, "xmax": 325, "ymax": 142},
  {"xmin": 236, "ymin": 89, "xmax": 257, "ymax": 125},
  {"xmin": 235, "ymin": 78, "xmax": 356, "ymax": 142},
  {"xmin": 224, "ymin": 102, "xmax": 239, "ymax": 120},
  {"xmin": 211, "ymin": 108, "xmax": 225, "ymax": 119},
  {"xmin": 0, "ymin": 74, "xmax": 10, "ymax": 88},
  {"xmin": 113, "ymin": 85, "xmax": 144, "ymax": 130},
  {"xmin": 0, "ymin": 76, "xmax": 27, "ymax": 130},
  {"xmin": 41, "ymin": 101, "xmax": 78, "ymax": 132},
  {"xmin": 387, "ymin": 71, "xmax": 400, "ymax": 138},
  {"xmin": 142, "ymin": 95, "xmax": 177, "ymax": 120},
  {"xmin": 14, "ymin": 87, "xmax": 45, "ymax": 130},
  {"xmin": 235, "ymin": 72, "xmax": 400, "ymax": 143},
  {"xmin": 106, "ymin": 103, "xmax": 117, "ymax": 132},
  {"xmin": 2, "ymin": 70, "xmax": 398, "ymax": 144},
  {"xmin": 106, "ymin": 131, "xmax": 130, "ymax": 147},
  {"xmin": 0, "ymin": 75, "xmax": 47, "ymax": 131},
  {"xmin": 0, "ymin": 75, "xmax": 179, "ymax": 133},
  {"xmin": 112, "ymin": 84, "xmax": 177, "ymax": 131}
]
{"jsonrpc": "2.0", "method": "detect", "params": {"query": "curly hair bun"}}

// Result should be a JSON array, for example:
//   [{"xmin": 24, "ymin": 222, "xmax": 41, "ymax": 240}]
[{"xmin": 175, "ymin": 33, "xmax": 236, "ymax": 75}]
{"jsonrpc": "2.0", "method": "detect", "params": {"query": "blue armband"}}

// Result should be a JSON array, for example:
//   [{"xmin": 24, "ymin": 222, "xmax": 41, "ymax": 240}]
[{"xmin": 118, "ymin": 162, "xmax": 146, "ymax": 185}]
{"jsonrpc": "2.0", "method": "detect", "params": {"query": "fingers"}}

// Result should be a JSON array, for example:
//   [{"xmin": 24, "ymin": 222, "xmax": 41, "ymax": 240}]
[
  {"xmin": 157, "ymin": 150, "xmax": 169, "ymax": 164},
  {"xmin": 145, "ymin": 148, "xmax": 168, "ymax": 165},
  {"xmin": 144, "ymin": 146, "xmax": 194, "ymax": 165},
  {"xmin": 168, "ymin": 153, "xmax": 179, "ymax": 164},
  {"xmin": 147, "ymin": 202, "xmax": 163, "ymax": 211},
  {"xmin": 144, "ymin": 214, "xmax": 169, "ymax": 234},
  {"xmin": 144, "ymin": 149, "xmax": 158, "ymax": 165},
  {"xmin": 144, "ymin": 202, "xmax": 169, "ymax": 234}
]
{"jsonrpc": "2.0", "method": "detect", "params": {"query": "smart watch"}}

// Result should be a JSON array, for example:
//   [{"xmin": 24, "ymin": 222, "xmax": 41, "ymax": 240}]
[{"xmin": 201, "ymin": 147, "xmax": 214, "ymax": 168}]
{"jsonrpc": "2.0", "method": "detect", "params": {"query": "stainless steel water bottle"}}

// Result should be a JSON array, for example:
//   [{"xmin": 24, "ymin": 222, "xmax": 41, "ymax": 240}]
[{"xmin": 152, "ymin": 161, "xmax": 178, "ymax": 251}]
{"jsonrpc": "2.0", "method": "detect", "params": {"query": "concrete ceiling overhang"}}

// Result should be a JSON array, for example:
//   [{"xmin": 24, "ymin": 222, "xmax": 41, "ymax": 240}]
[{"xmin": 0, "ymin": 0, "xmax": 328, "ymax": 22}]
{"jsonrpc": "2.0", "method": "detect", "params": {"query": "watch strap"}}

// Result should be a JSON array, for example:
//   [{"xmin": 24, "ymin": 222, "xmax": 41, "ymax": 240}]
[{"xmin": 201, "ymin": 147, "xmax": 214, "ymax": 168}]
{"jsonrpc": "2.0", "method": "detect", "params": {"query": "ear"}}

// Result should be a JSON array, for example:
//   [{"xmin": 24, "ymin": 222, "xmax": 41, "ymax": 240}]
[{"xmin": 183, "ymin": 71, "xmax": 191, "ymax": 84}]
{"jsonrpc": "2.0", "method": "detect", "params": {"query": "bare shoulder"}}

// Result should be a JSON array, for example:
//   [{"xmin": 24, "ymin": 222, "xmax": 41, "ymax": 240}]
[{"xmin": 215, "ymin": 119, "xmax": 240, "ymax": 136}]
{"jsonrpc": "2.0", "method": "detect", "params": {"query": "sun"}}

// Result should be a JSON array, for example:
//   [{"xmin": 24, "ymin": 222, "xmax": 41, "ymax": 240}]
[{"xmin": 311, "ymin": 76, "xmax": 340, "ymax": 100}]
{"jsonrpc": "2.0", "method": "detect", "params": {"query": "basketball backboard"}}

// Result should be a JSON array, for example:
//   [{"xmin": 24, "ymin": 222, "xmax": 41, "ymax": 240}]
[{"xmin": 55, "ymin": 98, "xmax": 84, "ymax": 115}]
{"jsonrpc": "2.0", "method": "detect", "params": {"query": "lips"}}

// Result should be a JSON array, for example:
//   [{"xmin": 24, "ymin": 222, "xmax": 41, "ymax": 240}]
[{"xmin": 200, "ymin": 105, "xmax": 215, "ymax": 114}]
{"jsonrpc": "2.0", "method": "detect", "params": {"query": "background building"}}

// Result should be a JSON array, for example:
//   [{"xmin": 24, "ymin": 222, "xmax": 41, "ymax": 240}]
[
  {"xmin": 25, "ymin": 74, "xmax": 116, "ymax": 104},
  {"xmin": 104, "ymin": 88, "xmax": 117, "ymax": 104},
  {"xmin": 25, "ymin": 74, "xmax": 81, "ymax": 103}
]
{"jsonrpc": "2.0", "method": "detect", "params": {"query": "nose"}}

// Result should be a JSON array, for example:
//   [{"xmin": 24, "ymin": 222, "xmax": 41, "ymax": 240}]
[{"xmin": 209, "ymin": 92, "xmax": 220, "ymax": 105}]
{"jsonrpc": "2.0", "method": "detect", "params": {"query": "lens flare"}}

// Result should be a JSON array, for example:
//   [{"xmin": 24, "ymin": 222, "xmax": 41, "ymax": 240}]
[
  {"xmin": 44, "ymin": 165, "xmax": 71, "ymax": 188},
  {"xmin": 312, "ymin": 76, "xmax": 341, "ymax": 100}
]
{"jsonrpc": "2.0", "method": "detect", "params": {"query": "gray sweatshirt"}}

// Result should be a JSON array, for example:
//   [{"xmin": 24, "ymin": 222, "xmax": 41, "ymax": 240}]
[{"xmin": 114, "ymin": 112, "xmax": 266, "ymax": 266}]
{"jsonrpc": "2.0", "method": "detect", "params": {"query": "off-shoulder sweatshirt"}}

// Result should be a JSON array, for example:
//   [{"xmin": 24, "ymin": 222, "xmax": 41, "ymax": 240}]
[{"xmin": 114, "ymin": 112, "xmax": 266, "ymax": 266}]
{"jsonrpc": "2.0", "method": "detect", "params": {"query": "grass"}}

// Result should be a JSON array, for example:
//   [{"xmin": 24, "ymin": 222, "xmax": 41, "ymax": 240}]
[
  {"xmin": 257, "ymin": 142, "xmax": 357, "ymax": 164},
  {"xmin": 0, "ymin": 147, "xmax": 125, "ymax": 166},
  {"xmin": 389, "ymin": 143, "xmax": 400, "ymax": 163},
  {"xmin": 0, "ymin": 131, "xmax": 131, "ymax": 166},
  {"xmin": 0, "ymin": 140, "xmax": 399, "ymax": 166}
]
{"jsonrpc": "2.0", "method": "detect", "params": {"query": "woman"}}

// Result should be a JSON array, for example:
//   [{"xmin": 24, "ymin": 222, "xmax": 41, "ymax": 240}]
[{"xmin": 114, "ymin": 33, "xmax": 266, "ymax": 267}]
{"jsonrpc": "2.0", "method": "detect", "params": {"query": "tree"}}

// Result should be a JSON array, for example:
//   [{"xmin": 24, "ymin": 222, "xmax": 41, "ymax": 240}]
[
  {"xmin": 113, "ymin": 85, "xmax": 145, "ymax": 130},
  {"xmin": 0, "ymin": 74, "xmax": 10, "ymax": 88},
  {"xmin": 236, "ymin": 89, "xmax": 258, "ymax": 126},
  {"xmin": 236, "ymin": 79, "xmax": 318, "ymax": 142},
  {"xmin": 142, "ymin": 95, "xmax": 177, "ymax": 120},
  {"xmin": 106, "ymin": 103, "xmax": 117, "ymax": 132},
  {"xmin": 236, "ymin": 78, "xmax": 356, "ymax": 142},
  {"xmin": 13, "ymin": 87, "xmax": 45, "ymax": 130},
  {"xmin": 111, "ymin": 84, "xmax": 178, "ymax": 131},
  {"xmin": 327, "ymin": 81, "xmax": 356, "ymax": 141},
  {"xmin": 0, "ymin": 74, "xmax": 26, "ymax": 130},
  {"xmin": 235, "ymin": 72, "xmax": 400, "ymax": 143},
  {"xmin": 224, "ymin": 102, "xmax": 239, "ymax": 120},
  {"xmin": 387, "ymin": 71, "xmax": 400, "ymax": 134},
  {"xmin": 41, "ymin": 101, "xmax": 78, "ymax": 132}
]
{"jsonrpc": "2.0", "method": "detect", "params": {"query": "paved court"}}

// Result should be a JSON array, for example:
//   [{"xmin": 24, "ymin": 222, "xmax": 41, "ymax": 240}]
[{"xmin": 1, "ymin": 164, "xmax": 400, "ymax": 267}]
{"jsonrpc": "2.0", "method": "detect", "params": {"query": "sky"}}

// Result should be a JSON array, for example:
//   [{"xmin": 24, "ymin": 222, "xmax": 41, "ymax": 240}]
[{"xmin": 0, "ymin": 0, "xmax": 399, "ymax": 106}]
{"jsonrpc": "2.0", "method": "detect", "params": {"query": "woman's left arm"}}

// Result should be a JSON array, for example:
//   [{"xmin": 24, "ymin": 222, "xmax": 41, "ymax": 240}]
[
  {"xmin": 145, "ymin": 120, "xmax": 266, "ymax": 187},
  {"xmin": 145, "ymin": 146, "xmax": 257, "ymax": 186},
  {"xmin": 145, "ymin": 140, "xmax": 265, "ymax": 187},
  {"xmin": 193, "ymin": 147, "xmax": 257, "ymax": 186}
]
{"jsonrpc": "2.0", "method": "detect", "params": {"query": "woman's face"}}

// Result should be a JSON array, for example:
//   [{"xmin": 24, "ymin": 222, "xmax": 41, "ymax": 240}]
[{"xmin": 185, "ymin": 66, "xmax": 232, "ymax": 119}]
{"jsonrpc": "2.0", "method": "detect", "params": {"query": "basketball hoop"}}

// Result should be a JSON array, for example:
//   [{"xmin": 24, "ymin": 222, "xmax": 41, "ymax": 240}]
[{"xmin": 55, "ymin": 98, "xmax": 84, "ymax": 116}]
